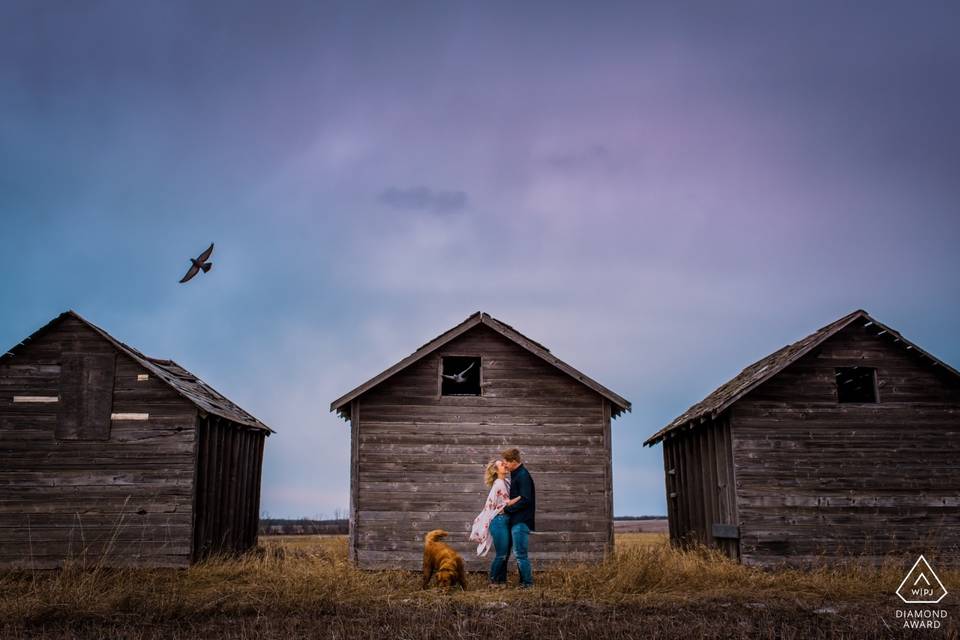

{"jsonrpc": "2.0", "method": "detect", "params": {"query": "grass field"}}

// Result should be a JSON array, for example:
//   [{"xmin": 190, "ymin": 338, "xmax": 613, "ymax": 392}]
[{"xmin": 1, "ymin": 533, "xmax": 957, "ymax": 639}]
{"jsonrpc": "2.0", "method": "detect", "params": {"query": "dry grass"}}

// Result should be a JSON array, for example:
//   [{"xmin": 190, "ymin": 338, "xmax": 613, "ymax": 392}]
[{"xmin": 1, "ymin": 534, "xmax": 957, "ymax": 639}]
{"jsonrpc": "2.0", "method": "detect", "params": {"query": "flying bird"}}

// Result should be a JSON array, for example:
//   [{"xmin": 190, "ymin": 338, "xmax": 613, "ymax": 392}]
[
  {"xmin": 179, "ymin": 243, "xmax": 214, "ymax": 284},
  {"xmin": 442, "ymin": 361, "xmax": 475, "ymax": 384}
]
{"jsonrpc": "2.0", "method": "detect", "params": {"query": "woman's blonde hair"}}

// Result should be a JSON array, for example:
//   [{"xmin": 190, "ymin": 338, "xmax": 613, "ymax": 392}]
[{"xmin": 484, "ymin": 460, "xmax": 501, "ymax": 487}]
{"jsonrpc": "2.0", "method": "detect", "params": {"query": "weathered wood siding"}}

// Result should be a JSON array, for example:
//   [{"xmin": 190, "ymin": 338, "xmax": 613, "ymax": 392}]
[
  {"xmin": 732, "ymin": 322, "xmax": 960, "ymax": 566},
  {"xmin": 352, "ymin": 324, "xmax": 611, "ymax": 570},
  {"xmin": 192, "ymin": 414, "xmax": 265, "ymax": 559},
  {"xmin": 0, "ymin": 317, "xmax": 197, "ymax": 568},
  {"xmin": 662, "ymin": 416, "xmax": 738, "ymax": 559}
]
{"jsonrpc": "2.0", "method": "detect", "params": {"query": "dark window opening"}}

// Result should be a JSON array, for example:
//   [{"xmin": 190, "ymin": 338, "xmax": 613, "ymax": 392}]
[
  {"xmin": 835, "ymin": 366, "xmax": 878, "ymax": 403},
  {"xmin": 441, "ymin": 356, "xmax": 481, "ymax": 396}
]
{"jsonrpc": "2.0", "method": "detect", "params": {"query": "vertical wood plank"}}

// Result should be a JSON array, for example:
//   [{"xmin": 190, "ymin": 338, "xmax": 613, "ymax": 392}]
[
  {"xmin": 252, "ymin": 433, "xmax": 265, "ymax": 549},
  {"xmin": 715, "ymin": 417, "xmax": 728, "ymax": 524},
  {"xmin": 56, "ymin": 353, "xmax": 116, "ymax": 440},
  {"xmin": 725, "ymin": 410, "xmax": 740, "ymax": 561},
  {"xmin": 254, "ymin": 435, "xmax": 267, "ymax": 544},
  {"xmin": 696, "ymin": 427, "xmax": 706, "ymax": 545},
  {"xmin": 214, "ymin": 417, "xmax": 227, "ymax": 551},
  {"xmin": 350, "ymin": 399, "xmax": 360, "ymax": 563},
  {"xmin": 83, "ymin": 353, "xmax": 116, "ymax": 439},
  {"xmin": 242, "ymin": 430, "xmax": 254, "ymax": 550},
  {"xmin": 723, "ymin": 416, "xmax": 738, "ymax": 560},
  {"xmin": 234, "ymin": 428, "xmax": 244, "ymax": 551},
  {"xmin": 602, "ymin": 399, "xmax": 613, "ymax": 554},
  {"xmin": 672, "ymin": 435, "xmax": 684, "ymax": 543},
  {"xmin": 203, "ymin": 415, "xmax": 218, "ymax": 557},
  {"xmin": 664, "ymin": 439, "xmax": 677, "ymax": 543},
  {"xmin": 55, "ymin": 353, "xmax": 83, "ymax": 440},
  {"xmin": 705, "ymin": 422, "xmax": 719, "ymax": 547},
  {"xmin": 688, "ymin": 432, "xmax": 699, "ymax": 543},
  {"xmin": 677, "ymin": 433, "xmax": 690, "ymax": 543},
  {"xmin": 243, "ymin": 430, "xmax": 255, "ymax": 550},
  {"xmin": 226, "ymin": 425, "xmax": 239, "ymax": 551},
  {"xmin": 251, "ymin": 431, "xmax": 261, "ymax": 550},
  {"xmin": 235, "ymin": 429, "xmax": 248, "ymax": 551},
  {"xmin": 190, "ymin": 412, "xmax": 203, "ymax": 562},
  {"xmin": 698, "ymin": 426, "xmax": 710, "ymax": 544}
]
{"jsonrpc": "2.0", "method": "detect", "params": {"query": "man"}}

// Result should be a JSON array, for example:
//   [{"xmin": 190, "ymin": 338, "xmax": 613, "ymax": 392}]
[{"xmin": 501, "ymin": 447, "xmax": 535, "ymax": 588}]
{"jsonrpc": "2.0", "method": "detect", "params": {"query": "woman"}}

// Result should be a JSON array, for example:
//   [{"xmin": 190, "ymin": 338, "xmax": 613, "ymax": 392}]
[{"xmin": 469, "ymin": 459, "xmax": 519, "ymax": 587}]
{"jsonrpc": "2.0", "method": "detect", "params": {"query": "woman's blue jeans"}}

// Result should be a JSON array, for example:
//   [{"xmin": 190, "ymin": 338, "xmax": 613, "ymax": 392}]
[{"xmin": 488, "ymin": 514, "xmax": 510, "ymax": 583}]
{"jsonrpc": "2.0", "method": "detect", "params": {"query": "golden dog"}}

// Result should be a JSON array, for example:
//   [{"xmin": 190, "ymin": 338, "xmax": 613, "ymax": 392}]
[{"xmin": 421, "ymin": 529, "xmax": 467, "ymax": 590}]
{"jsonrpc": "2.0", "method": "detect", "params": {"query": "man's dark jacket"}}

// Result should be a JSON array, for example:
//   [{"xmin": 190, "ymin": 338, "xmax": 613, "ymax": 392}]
[{"xmin": 504, "ymin": 464, "xmax": 536, "ymax": 531}]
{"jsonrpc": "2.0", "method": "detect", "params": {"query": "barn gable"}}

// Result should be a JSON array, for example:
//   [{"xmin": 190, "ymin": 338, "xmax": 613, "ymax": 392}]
[
  {"xmin": 741, "ymin": 320, "xmax": 960, "ymax": 406},
  {"xmin": 2, "ymin": 311, "xmax": 272, "ymax": 432},
  {"xmin": 331, "ymin": 311, "xmax": 631, "ymax": 419},
  {"xmin": 358, "ymin": 323, "xmax": 608, "ymax": 413},
  {"xmin": 645, "ymin": 309, "xmax": 960, "ymax": 445}
]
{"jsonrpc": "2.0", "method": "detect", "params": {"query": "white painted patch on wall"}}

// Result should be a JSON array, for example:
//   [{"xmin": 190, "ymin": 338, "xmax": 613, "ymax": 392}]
[
  {"xmin": 13, "ymin": 396, "xmax": 59, "ymax": 403},
  {"xmin": 137, "ymin": 374, "xmax": 149, "ymax": 382},
  {"xmin": 111, "ymin": 413, "xmax": 150, "ymax": 421}
]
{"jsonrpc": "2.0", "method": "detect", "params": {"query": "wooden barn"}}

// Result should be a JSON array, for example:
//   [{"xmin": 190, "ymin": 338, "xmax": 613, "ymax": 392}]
[
  {"xmin": 330, "ymin": 312, "xmax": 631, "ymax": 570},
  {"xmin": 644, "ymin": 309, "xmax": 960, "ymax": 566},
  {"xmin": 0, "ymin": 311, "xmax": 273, "ymax": 568}
]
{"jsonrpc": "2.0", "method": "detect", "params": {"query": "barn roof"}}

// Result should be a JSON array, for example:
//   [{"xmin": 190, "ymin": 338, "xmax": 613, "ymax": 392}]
[
  {"xmin": 330, "ymin": 311, "xmax": 632, "ymax": 419},
  {"xmin": 1, "ymin": 311, "xmax": 273, "ymax": 433},
  {"xmin": 644, "ymin": 309, "xmax": 960, "ymax": 446}
]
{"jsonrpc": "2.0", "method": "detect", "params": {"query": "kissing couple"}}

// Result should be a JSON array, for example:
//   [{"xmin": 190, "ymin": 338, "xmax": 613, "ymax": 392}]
[{"xmin": 468, "ymin": 447, "xmax": 536, "ymax": 588}]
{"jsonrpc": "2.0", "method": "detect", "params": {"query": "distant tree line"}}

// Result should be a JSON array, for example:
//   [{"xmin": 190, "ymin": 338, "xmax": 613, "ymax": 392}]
[
  {"xmin": 259, "ymin": 515, "xmax": 665, "ymax": 536},
  {"xmin": 259, "ymin": 518, "xmax": 348, "ymax": 535}
]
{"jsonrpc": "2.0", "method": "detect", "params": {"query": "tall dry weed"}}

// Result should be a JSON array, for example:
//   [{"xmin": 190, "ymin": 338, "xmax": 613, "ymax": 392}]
[{"xmin": 1, "ymin": 534, "xmax": 956, "ymax": 627}]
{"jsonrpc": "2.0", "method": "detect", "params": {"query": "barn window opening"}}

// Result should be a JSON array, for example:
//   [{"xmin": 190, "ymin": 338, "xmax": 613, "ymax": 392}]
[
  {"xmin": 835, "ymin": 367, "xmax": 878, "ymax": 403},
  {"xmin": 441, "ymin": 356, "xmax": 481, "ymax": 396}
]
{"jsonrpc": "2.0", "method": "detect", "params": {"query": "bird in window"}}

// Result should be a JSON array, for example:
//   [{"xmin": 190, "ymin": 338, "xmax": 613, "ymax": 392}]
[
  {"xmin": 442, "ymin": 361, "xmax": 475, "ymax": 384},
  {"xmin": 179, "ymin": 243, "xmax": 214, "ymax": 284}
]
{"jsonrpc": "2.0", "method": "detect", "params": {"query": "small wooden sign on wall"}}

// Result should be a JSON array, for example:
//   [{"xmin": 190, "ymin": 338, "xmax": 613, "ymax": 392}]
[{"xmin": 712, "ymin": 523, "xmax": 740, "ymax": 539}]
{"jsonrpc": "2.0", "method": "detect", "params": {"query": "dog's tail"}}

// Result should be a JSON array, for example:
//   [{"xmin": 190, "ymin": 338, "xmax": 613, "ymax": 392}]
[{"xmin": 425, "ymin": 529, "xmax": 448, "ymax": 543}]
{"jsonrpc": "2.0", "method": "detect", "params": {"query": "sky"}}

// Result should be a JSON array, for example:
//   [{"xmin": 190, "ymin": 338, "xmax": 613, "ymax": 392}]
[{"xmin": 1, "ymin": 1, "xmax": 959, "ymax": 518}]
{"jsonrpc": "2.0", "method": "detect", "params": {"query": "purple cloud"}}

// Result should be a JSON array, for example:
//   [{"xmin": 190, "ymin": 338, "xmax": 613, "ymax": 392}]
[{"xmin": 378, "ymin": 186, "xmax": 468, "ymax": 214}]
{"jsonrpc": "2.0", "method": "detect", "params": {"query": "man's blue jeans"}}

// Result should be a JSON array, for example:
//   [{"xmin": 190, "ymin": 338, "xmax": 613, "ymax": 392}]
[
  {"xmin": 488, "ymin": 514, "xmax": 510, "ymax": 583},
  {"xmin": 511, "ymin": 522, "xmax": 533, "ymax": 586}
]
